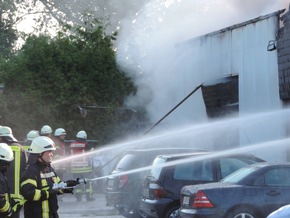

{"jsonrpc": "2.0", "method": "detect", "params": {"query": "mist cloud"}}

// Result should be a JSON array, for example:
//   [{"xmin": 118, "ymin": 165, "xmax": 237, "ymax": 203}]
[{"xmin": 115, "ymin": 0, "xmax": 289, "ymax": 129}]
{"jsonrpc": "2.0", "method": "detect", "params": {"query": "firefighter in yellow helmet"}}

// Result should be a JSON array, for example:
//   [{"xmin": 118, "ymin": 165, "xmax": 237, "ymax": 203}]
[
  {"xmin": 70, "ymin": 130, "xmax": 95, "ymax": 201},
  {"xmin": 0, "ymin": 126, "xmax": 27, "ymax": 218},
  {"xmin": 20, "ymin": 136, "xmax": 80, "ymax": 218},
  {"xmin": 0, "ymin": 143, "xmax": 15, "ymax": 217}
]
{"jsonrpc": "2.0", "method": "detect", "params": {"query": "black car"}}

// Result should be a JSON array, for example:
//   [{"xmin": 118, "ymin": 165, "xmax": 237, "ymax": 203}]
[
  {"xmin": 139, "ymin": 152, "xmax": 265, "ymax": 218},
  {"xmin": 179, "ymin": 162, "xmax": 290, "ymax": 218},
  {"xmin": 105, "ymin": 147, "xmax": 206, "ymax": 218}
]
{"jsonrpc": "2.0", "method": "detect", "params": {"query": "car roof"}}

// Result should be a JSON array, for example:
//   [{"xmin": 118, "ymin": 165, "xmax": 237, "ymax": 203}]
[
  {"xmin": 155, "ymin": 152, "xmax": 264, "ymax": 161},
  {"xmin": 123, "ymin": 147, "xmax": 209, "ymax": 154},
  {"xmin": 246, "ymin": 161, "xmax": 290, "ymax": 168}
]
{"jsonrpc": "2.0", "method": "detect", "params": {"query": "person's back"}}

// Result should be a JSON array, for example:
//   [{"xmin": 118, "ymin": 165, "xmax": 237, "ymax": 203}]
[
  {"xmin": 0, "ymin": 143, "xmax": 15, "ymax": 217},
  {"xmin": 0, "ymin": 126, "xmax": 27, "ymax": 218}
]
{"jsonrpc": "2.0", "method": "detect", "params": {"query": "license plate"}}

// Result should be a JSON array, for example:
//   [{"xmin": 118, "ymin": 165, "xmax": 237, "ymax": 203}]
[
  {"xmin": 142, "ymin": 189, "xmax": 150, "ymax": 198},
  {"xmin": 107, "ymin": 179, "xmax": 114, "ymax": 187},
  {"xmin": 183, "ymin": 196, "xmax": 189, "ymax": 205}
]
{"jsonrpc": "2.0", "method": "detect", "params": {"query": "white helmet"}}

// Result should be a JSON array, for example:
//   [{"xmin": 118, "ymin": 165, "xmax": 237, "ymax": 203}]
[
  {"xmin": 0, "ymin": 143, "xmax": 14, "ymax": 162},
  {"xmin": 40, "ymin": 125, "xmax": 52, "ymax": 135},
  {"xmin": 28, "ymin": 136, "xmax": 56, "ymax": 154},
  {"xmin": 54, "ymin": 128, "xmax": 66, "ymax": 136},
  {"xmin": 76, "ymin": 130, "xmax": 87, "ymax": 139},
  {"xmin": 0, "ymin": 126, "xmax": 17, "ymax": 142},
  {"xmin": 27, "ymin": 130, "xmax": 40, "ymax": 141}
]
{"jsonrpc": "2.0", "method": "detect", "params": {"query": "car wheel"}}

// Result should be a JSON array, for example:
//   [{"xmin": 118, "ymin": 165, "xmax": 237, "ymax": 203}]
[
  {"xmin": 227, "ymin": 207, "xmax": 259, "ymax": 218},
  {"xmin": 166, "ymin": 206, "xmax": 180, "ymax": 218}
]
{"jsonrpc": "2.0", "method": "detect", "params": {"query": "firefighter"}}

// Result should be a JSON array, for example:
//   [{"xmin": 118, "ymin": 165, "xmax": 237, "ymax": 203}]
[
  {"xmin": 20, "ymin": 136, "xmax": 78, "ymax": 218},
  {"xmin": 26, "ymin": 130, "xmax": 40, "ymax": 145},
  {"xmin": 52, "ymin": 128, "xmax": 67, "ymax": 161},
  {"xmin": 40, "ymin": 125, "xmax": 53, "ymax": 138},
  {"xmin": 23, "ymin": 130, "xmax": 40, "ymax": 152},
  {"xmin": 0, "ymin": 143, "xmax": 15, "ymax": 217},
  {"xmin": 70, "ymin": 130, "xmax": 95, "ymax": 201},
  {"xmin": 0, "ymin": 126, "xmax": 27, "ymax": 218},
  {"xmin": 52, "ymin": 128, "xmax": 67, "ymax": 202}
]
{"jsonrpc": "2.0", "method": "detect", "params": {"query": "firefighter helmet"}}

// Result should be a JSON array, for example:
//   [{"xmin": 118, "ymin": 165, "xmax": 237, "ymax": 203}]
[
  {"xmin": 28, "ymin": 136, "xmax": 56, "ymax": 154},
  {"xmin": 0, "ymin": 143, "xmax": 14, "ymax": 162},
  {"xmin": 40, "ymin": 125, "xmax": 52, "ymax": 135},
  {"xmin": 0, "ymin": 126, "xmax": 17, "ymax": 142},
  {"xmin": 27, "ymin": 130, "xmax": 40, "ymax": 141},
  {"xmin": 54, "ymin": 128, "xmax": 66, "ymax": 136},
  {"xmin": 76, "ymin": 130, "xmax": 87, "ymax": 139}
]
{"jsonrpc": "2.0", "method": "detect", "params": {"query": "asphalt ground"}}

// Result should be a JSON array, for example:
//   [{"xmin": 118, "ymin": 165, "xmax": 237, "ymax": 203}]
[{"xmin": 20, "ymin": 193, "xmax": 124, "ymax": 218}]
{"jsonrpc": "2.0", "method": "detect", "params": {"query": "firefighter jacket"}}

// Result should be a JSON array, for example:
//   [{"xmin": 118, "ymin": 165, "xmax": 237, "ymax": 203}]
[
  {"xmin": 53, "ymin": 137, "xmax": 66, "ymax": 159},
  {"xmin": 4, "ymin": 142, "xmax": 28, "ymax": 218},
  {"xmin": 6, "ymin": 143, "xmax": 27, "ymax": 199},
  {"xmin": 0, "ymin": 170, "xmax": 12, "ymax": 217},
  {"xmin": 70, "ymin": 140, "xmax": 94, "ymax": 174},
  {"xmin": 20, "ymin": 161, "xmax": 65, "ymax": 218}
]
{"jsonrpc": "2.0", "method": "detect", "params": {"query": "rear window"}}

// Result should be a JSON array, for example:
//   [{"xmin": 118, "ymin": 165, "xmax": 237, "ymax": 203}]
[
  {"xmin": 220, "ymin": 157, "xmax": 260, "ymax": 178},
  {"xmin": 173, "ymin": 159, "xmax": 214, "ymax": 181},
  {"xmin": 222, "ymin": 166, "xmax": 256, "ymax": 183}
]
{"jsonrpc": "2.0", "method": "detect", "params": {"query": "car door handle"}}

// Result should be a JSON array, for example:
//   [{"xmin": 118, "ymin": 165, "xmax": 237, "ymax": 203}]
[{"xmin": 266, "ymin": 191, "xmax": 281, "ymax": 196}]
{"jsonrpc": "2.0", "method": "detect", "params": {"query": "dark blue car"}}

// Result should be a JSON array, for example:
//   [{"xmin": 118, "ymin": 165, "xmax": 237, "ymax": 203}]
[{"xmin": 180, "ymin": 162, "xmax": 290, "ymax": 218}]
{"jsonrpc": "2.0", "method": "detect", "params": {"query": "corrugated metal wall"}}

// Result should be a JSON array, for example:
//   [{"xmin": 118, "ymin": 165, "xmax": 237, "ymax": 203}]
[{"xmin": 182, "ymin": 11, "xmax": 286, "ymax": 160}]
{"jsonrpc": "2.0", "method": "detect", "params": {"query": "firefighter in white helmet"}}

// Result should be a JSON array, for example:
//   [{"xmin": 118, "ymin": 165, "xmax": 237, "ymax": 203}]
[
  {"xmin": 53, "ymin": 128, "xmax": 67, "ymax": 159},
  {"xmin": 23, "ymin": 130, "xmax": 40, "ymax": 152},
  {"xmin": 27, "ymin": 130, "xmax": 40, "ymax": 142},
  {"xmin": 0, "ymin": 126, "xmax": 27, "ymax": 218},
  {"xmin": 52, "ymin": 128, "xmax": 67, "ymax": 195},
  {"xmin": 0, "ymin": 143, "xmax": 16, "ymax": 217},
  {"xmin": 20, "ymin": 136, "xmax": 79, "ymax": 218},
  {"xmin": 40, "ymin": 125, "xmax": 53, "ymax": 137},
  {"xmin": 70, "ymin": 130, "xmax": 95, "ymax": 201}
]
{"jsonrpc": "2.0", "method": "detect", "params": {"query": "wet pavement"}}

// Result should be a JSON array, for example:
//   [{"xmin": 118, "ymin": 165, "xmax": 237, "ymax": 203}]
[{"xmin": 20, "ymin": 192, "xmax": 124, "ymax": 218}]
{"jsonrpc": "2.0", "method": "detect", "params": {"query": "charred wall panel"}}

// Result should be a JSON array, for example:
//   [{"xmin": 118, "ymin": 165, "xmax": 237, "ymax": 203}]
[
  {"xmin": 201, "ymin": 76, "xmax": 239, "ymax": 119},
  {"xmin": 278, "ymin": 10, "xmax": 290, "ymax": 100}
]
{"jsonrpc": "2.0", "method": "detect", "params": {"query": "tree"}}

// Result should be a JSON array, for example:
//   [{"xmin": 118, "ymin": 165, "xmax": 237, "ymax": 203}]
[
  {"xmin": 0, "ymin": 16, "xmax": 140, "ymax": 144},
  {"xmin": 0, "ymin": 0, "xmax": 18, "ymax": 59}
]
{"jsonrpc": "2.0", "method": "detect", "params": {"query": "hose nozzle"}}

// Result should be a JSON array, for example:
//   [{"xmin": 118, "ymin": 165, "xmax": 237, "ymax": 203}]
[{"xmin": 76, "ymin": 178, "xmax": 87, "ymax": 185}]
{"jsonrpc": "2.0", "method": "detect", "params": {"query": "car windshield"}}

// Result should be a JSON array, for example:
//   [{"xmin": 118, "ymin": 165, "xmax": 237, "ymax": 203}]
[{"xmin": 221, "ymin": 166, "xmax": 257, "ymax": 183}]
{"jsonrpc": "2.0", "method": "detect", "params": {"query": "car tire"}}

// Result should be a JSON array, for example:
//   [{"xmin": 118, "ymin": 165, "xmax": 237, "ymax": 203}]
[
  {"xmin": 227, "ymin": 207, "xmax": 260, "ymax": 218},
  {"xmin": 165, "ymin": 206, "xmax": 180, "ymax": 218}
]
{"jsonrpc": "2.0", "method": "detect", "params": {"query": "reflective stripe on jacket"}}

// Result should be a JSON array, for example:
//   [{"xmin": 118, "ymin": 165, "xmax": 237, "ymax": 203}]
[{"xmin": 0, "ymin": 171, "xmax": 12, "ymax": 217}]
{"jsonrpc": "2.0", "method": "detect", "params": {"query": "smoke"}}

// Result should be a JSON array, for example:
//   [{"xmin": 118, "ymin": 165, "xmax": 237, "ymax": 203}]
[{"xmin": 115, "ymin": 0, "xmax": 290, "ymax": 130}]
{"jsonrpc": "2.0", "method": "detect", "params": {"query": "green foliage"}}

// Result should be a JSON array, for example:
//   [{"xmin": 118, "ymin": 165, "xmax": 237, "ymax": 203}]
[{"xmin": 0, "ymin": 17, "xmax": 142, "ymax": 143}]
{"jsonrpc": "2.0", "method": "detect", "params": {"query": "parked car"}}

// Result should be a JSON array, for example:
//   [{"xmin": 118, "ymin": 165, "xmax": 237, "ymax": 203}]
[
  {"xmin": 179, "ymin": 162, "xmax": 290, "ymax": 218},
  {"xmin": 139, "ymin": 152, "xmax": 265, "ymax": 218},
  {"xmin": 105, "ymin": 147, "xmax": 207, "ymax": 218}
]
